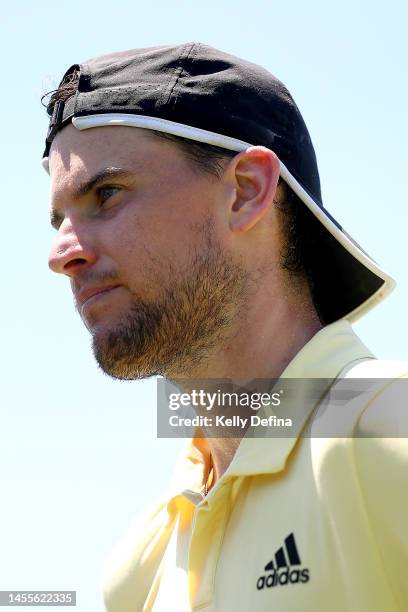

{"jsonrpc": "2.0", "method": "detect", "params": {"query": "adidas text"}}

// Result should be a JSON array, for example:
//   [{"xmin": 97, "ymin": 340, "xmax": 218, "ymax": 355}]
[{"xmin": 257, "ymin": 568, "xmax": 310, "ymax": 590}]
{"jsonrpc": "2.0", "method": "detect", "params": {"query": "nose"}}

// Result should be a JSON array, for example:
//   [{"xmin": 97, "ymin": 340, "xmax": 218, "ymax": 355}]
[{"xmin": 48, "ymin": 219, "xmax": 97, "ymax": 277}]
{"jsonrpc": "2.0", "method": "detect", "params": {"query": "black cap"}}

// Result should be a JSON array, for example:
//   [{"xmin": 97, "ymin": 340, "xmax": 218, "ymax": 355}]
[{"xmin": 43, "ymin": 42, "xmax": 395, "ymax": 323}]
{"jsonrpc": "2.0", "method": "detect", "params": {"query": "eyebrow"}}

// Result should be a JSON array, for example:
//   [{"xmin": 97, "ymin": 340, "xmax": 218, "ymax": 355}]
[
  {"xmin": 50, "ymin": 167, "xmax": 134, "ymax": 229},
  {"xmin": 74, "ymin": 167, "xmax": 134, "ymax": 199}
]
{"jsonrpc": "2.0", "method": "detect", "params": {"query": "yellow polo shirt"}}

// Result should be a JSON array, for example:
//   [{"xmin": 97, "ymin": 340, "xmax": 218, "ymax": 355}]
[{"xmin": 102, "ymin": 319, "xmax": 408, "ymax": 611}]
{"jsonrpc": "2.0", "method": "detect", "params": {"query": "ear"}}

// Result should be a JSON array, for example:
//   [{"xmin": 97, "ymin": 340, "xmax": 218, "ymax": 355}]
[{"xmin": 226, "ymin": 147, "xmax": 280, "ymax": 233}]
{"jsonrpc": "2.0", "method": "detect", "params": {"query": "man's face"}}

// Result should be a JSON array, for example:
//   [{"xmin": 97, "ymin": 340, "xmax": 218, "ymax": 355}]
[{"xmin": 48, "ymin": 125, "xmax": 248, "ymax": 379}]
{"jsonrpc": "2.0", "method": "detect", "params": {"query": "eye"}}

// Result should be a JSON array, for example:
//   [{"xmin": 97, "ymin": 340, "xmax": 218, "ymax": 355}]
[
  {"xmin": 97, "ymin": 185, "xmax": 121, "ymax": 205},
  {"xmin": 50, "ymin": 210, "xmax": 64, "ymax": 230}
]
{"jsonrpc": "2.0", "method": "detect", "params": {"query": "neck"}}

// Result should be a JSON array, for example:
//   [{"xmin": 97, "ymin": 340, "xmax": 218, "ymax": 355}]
[{"xmin": 170, "ymin": 288, "xmax": 323, "ymax": 486}]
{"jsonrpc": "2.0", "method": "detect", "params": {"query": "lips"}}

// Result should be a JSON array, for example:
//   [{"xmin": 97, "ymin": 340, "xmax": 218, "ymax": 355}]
[{"xmin": 76, "ymin": 284, "xmax": 121, "ymax": 308}]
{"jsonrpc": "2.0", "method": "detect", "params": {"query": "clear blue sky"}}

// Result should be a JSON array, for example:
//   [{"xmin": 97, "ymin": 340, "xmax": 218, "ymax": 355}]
[{"xmin": 1, "ymin": 0, "xmax": 407, "ymax": 609}]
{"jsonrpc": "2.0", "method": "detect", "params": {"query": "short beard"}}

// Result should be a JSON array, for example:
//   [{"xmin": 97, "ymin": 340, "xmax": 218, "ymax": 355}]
[{"xmin": 92, "ymin": 221, "xmax": 249, "ymax": 380}]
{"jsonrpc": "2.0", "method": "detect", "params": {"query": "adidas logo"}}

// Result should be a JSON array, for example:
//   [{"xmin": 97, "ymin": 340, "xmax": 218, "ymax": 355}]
[{"xmin": 256, "ymin": 533, "xmax": 310, "ymax": 590}]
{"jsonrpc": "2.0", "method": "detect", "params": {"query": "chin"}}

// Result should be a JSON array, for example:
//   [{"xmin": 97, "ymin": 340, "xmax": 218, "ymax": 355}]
[{"xmin": 90, "ymin": 326, "xmax": 158, "ymax": 380}]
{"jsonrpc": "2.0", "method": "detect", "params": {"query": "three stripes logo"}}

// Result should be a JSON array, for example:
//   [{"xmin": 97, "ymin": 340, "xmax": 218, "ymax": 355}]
[{"xmin": 256, "ymin": 533, "xmax": 310, "ymax": 590}]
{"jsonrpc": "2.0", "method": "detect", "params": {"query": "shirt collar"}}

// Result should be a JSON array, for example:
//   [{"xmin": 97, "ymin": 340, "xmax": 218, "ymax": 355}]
[{"xmin": 167, "ymin": 319, "xmax": 375, "ymax": 501}]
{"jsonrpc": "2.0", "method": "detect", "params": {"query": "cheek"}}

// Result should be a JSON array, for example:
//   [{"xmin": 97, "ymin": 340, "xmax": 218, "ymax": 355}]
[
  {"xmin": 98, "ymin": 171, "xmax": 218, "ymax": 294},
  {"xmin": 101, "ymin": 201, "xmax": 196, "ymax": 296}
]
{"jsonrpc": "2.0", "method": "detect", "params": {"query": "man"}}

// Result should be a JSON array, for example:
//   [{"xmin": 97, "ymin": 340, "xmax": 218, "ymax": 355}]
[{"xmin": 43, "ymin": 43, "xmax": 407, "ymax": 611}]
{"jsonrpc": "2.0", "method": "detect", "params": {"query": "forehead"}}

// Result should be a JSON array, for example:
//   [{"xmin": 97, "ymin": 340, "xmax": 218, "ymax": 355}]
[{"xmin": 48, "ymin": 124, "xmax": 178, "ymax": 197}]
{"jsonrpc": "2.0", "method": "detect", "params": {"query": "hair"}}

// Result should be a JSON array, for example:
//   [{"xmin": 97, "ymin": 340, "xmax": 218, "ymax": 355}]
[{"xmin": 42, "ymin": 72, "xmax": 326, "ymax": 322}]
